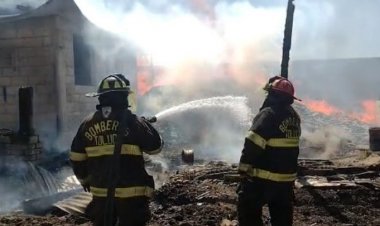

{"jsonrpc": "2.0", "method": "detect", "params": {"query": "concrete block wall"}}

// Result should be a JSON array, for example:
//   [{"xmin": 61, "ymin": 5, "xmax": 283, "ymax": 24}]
[
  {"xmin": 0, "ymin": 0, "xmax": 138, "ymax": 153},
  {"xmin": 54, "ymin": 14, "xmax": 98, "ymax": 134},
  {"xmin": 56, "ymin": 9, "xmax": 137, "ymax": 135},
  {"xmin": 0, "ymin": 134, "xmax": 43, "ymax": 161},
  {"xmin": 0, "ymin": 17, "xmax": 57, "ymax": 132}
]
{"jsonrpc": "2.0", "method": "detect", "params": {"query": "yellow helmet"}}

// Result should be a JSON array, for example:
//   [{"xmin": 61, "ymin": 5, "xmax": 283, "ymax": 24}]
[{"xmin": 86, "ymin": 74, "xmax": 131, "ymax": 97}]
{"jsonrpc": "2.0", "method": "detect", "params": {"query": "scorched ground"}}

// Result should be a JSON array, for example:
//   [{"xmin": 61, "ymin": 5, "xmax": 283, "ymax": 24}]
[{"xmin": 1, "ymin": 152, "xmax": 380, "ymax": 226}]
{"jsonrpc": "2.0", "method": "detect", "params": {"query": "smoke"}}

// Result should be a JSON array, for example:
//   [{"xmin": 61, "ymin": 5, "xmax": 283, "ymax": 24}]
[
  {"xmin": 69, "ymin": 0, "xmax": 379, "ymax": 162},
  {"xmin": 301, "ymin": 126, "xmax": 354, "ymax": 159},
  {"xmin": 73, "ymin": 0, "xmax": 380, "ymax": 106},
  {"xmin": 71, "ymin": 0, "xmax": 281, "ymax": 164},
  {"xmin": 74, "ymin": 0, "xmax": 285, "ymax": 64},
  {"xmin": 0, "ymin": 158, "xmax": 71, "ymax": 213},
  {"xmin": 73, "ymin": 0, "xmax": 286, "ymax": 97}
]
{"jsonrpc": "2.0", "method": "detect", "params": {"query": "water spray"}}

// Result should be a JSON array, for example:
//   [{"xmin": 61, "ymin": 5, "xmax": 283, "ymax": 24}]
[
  {"xmin": 143, "ymin": 96, "xmax": 251, "ymax": 124},
  {"xmin": 142, "ymin": 96, "xmax": 252, "ymax": 163}
]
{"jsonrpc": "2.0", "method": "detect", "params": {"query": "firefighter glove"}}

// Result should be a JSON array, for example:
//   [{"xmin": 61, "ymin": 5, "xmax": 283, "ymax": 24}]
[{"xmin": 82, "ymin": 184, "xmax": 91, "ymax": 192}]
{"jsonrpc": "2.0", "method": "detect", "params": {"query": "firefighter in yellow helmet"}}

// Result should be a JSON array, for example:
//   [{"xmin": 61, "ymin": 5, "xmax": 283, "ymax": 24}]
[
  {"xmin": 69, "ymin": 74, "xmax": 163, "ymax": 226},
  {"xmin": 237, "ymin": 76, "xmax": 301, "ymax": 226}
]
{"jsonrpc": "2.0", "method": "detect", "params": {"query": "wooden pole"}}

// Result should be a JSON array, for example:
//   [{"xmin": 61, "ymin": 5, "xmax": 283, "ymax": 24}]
[{"xmin": 280, "ymin": 0, "xmax": 295, "ymax": 79}]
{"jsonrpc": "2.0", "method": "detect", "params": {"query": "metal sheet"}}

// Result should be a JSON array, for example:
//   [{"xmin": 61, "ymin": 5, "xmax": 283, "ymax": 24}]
[{"xmin": 53, "ymin": 192, "xmax": 92, "ymax": 215}]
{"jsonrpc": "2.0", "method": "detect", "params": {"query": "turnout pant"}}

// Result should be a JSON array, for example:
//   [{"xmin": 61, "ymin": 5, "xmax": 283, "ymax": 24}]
[
  {"xmin": 237, "ymin": 178, "xmax": 294, "ymax": 226},
  {"xmin": 85, "ymin": 196, "xmax": 151, "ymax": 226}
]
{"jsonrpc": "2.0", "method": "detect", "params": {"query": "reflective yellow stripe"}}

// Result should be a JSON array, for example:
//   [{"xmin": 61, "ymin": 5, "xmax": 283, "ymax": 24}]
[
  {"xmin": 85, "ymin": 144, "xmax": 142, "ymax": 157},
  {"xmin": 246, "ymin": 167, "xmax": 296, "ymax": 182},
  {"xmin": 238, "ymin": 163, "xmax": 250, "ymax": 172},
  {"xmin": 267, "ymin": 138, "xmax": 299, "ymax": 147},
  {"xmin": 102, "ymin": 80, "xmax": 110, "ymax": 89},
  {"xmin": 70, "ymin": 151, "xmax": 87, "ymax": 161},
  {"xmin": 120, "ymin": 145, "xmax": 142, "ymax": 155},
  {"xmin": 90, "ymin": 186, "xmax": 154, "ymax": 198},
  {"xmin": 114, "ymin": 81, "xmax": 121, "ymax": 88},
  {"xmin": 143, "ymin": 147, "xmax": 162, "ymax": 155},
  {"xmin": 246, "ymin": 131, "xmax": 266, "ymax": 149},
  {"xmin": 246, "ymin": 131, "xmax": 299, "ymax": 149},
  {"xmin": 128, "ymin": 92, "xmax": 137, "ymax": 113}
]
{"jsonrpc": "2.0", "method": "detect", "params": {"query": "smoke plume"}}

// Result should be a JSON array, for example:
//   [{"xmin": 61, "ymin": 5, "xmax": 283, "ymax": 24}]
[
  {"xmin": 71, "ymin": 0, "xmax": 379, "ymax": 161},
  {"xmin": 301, "ymin": 126, "xmax": 353, "ymax": 159}
]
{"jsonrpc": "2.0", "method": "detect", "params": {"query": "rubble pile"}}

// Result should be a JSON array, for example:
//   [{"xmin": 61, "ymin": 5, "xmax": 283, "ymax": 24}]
[
  {"xmin": 0, "ymin": 155, "xmax": 380, "ymax": 225},
  {"xmin": 150, "ymin": 162, "xmax": 239, "ymax": 226},
  {"xmin": 148, "ymin": 158, "xmax": 380, "ymax": 226}
]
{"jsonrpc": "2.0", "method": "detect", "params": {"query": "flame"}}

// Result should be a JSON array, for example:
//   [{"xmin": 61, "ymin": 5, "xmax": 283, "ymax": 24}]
[
  {"xmin": 304, "ymin": 99, "xmax": 379, "ymax": 125},
  {"xmin": 350, "ymin": 100, "xmax": 378, "ymax": 124},
  {"xmin": 136, "ymin": 72, "xmax": 151, "ymax": 95},
  {"xmin": 303, "ymin": 100, "xmax": 340, "ymax": 116}
]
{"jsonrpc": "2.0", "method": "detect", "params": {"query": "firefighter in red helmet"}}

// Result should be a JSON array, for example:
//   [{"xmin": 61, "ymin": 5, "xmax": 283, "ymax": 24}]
[
  {"xmin": 237, "ymin": 76, "xmax": 301, "ymax": 226},
  {"xmin": 70, "ymin": 74, "xmax": 163, "ymax": 226}
]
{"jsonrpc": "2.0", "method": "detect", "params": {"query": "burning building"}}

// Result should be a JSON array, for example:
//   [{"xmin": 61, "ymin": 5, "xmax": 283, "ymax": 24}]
[{"xmin": 0, "ymin": 0, "xmax": 137, "ymax": 155}]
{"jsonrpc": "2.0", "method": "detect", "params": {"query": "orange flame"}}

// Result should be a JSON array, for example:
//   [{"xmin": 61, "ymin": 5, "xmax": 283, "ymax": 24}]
[
  {"xmin": 303, "ymin": 100, "xmax": 341, "ymax": 116},
  {"xmin": 350, "ymin": 100, "xmax": 378, "ymax": 124},
  {"xmin": 137, "ymin": 72, "xmax": 151, "ymax": 95},
  {"xmin": 304, "ymin": 99, "xmax": 379, "ymax": 125}
]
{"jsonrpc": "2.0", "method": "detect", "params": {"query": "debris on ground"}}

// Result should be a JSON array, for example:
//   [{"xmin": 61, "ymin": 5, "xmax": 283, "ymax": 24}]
[{"xmin": 1, "ymin": 153, "xmax": 380, "ymax": 226}]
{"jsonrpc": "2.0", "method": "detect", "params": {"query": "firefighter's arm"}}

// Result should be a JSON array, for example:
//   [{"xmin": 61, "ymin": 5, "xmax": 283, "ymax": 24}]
[
  {"xmin": 70, "ymin": 124, "xmax": 90, "ymax": 192},
  {"xmin": 129, "ymin": 114, "xmax": 163, "ymax": 155},
  {"xmin": 238, "ymin": 108, "xmax": 274, "ymax": 175}
]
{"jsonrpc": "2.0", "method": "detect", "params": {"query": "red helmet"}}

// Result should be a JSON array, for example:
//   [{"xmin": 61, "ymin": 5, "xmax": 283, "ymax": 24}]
[{"xmin": 267, "ymin": 77, "xmax": 301, "ymax": 101}]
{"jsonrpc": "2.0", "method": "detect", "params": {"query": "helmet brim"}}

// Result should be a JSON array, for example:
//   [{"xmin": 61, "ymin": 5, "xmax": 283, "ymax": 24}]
[
  {"xmin": 293, "ymin": 96, "xmax": 302, "ymax": 101},
  {"xmin": 85, "ymin": 90, "xmax": 132, "ymax": 97},
  {"xmin": 270, "ymin": 88, "xmax": 302, "ymax": 101}
]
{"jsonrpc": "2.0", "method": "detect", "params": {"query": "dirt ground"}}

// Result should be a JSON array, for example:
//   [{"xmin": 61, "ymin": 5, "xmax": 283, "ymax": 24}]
[{"xmin": 1, "ymin": 154, "xmax": 380, "ymax": 226}]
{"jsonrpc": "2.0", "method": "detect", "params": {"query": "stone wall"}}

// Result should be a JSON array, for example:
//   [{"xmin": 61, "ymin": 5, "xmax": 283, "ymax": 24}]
[{"xmin": 0, "ymin": 16, "xmax": 57, "ymax": 134}]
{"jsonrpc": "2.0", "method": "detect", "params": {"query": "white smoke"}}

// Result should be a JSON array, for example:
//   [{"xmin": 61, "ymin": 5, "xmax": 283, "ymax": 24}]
[
  {"xmin": 73, "ymin": 0, "xmax": 286, "ymax": 66},
  {"xmin": 0, "ymin": 159, "xmax": 69, "ymax": 213},
  {"xmin": 69, "ymin": 0, "xmax": 379, "ymax": 161},
  {"xmin": 301, "ymin": 126, "xmax": 354, "ymax": 159},
  {"xmin": 73, "ymin": 0, "xmax": 380, "ymax": 63}
]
